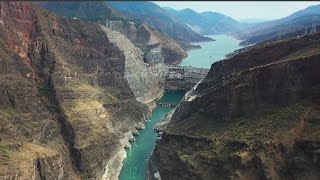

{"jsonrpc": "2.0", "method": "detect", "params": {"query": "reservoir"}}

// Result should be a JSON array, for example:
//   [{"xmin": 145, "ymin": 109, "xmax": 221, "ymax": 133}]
[
  {"xmin": 118, "ymin": 34, "xmax": 241, "ymax": 180},
  {"xmin": 180, "ymin": 34, "xmax": 242, "ymax": 68}
]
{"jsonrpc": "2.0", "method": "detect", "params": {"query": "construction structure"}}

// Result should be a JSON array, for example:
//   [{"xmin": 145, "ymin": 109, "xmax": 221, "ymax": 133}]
[
  {"xmin": 303, "ymin": 20, "xmax": 318, "ymax": 37},
  {"xmin": 304, "ymin": 27, "xmax": 308, "ymax": 36},
  {"xmin": 145, "ymin": 47, "xmax": 164, "ymax": 66},
  {"xmin": 105, "ymin": 19, "xmax": 134, "ymax": 31},
  {"xmin": 311, "ymin": 23, "xmax": 317, "ymax": 34}
]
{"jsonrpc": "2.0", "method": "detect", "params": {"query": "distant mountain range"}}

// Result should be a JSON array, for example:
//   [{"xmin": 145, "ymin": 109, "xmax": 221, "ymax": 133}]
[
  {"xmin": 36, "ymin": 1, "xmax": 320, "ymax": 48},
  {"xmin": 106, "ymin": 1, "xmax": 213, "ymax": 43},
  {"xmin": 238, "ymin": 18, "xmax": 271, "ymax": 24},
  {"xmin": 234, "ymin": 4, "xmax": 320, "ymax": 45},
  {"xmin": 163, "ymin": 7, "xmax": 243, "ymax": 35}
]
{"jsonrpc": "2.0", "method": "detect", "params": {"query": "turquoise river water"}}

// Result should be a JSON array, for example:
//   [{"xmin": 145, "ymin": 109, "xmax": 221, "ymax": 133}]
[{"xmin": 118, "ymin": 34, "xmax": 241, "ymax": 180}]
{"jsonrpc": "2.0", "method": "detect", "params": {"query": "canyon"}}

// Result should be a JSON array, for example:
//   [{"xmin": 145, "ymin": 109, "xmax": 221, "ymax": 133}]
[
  {"xmin": 1, "ymin": 1, "xmax": 320, "ymax": 180},
  {"xmin": 0, "ymin": 2, "xmax": 209, "ymax": 179}
]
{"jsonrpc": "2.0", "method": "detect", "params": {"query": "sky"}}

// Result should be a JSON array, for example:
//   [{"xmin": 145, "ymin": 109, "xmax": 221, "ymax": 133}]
[{"xmin": 153, "ymin": 1, "xmax": 320, "ymax": 21}]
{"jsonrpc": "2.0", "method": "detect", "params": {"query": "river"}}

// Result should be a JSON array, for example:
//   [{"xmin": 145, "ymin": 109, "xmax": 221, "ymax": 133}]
[
  {"xmin": 118, "ymin": 34, "xmax": 241, "ymax": 180},
  {"xmin": 118, "ymin": 91, "xmax": 186, "ymax": 180}
]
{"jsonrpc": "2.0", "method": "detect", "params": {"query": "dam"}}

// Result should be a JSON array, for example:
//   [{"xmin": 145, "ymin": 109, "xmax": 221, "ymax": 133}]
[{"xmin": 148, "ymin": 65, "xmax": 209, "ymax": 91}]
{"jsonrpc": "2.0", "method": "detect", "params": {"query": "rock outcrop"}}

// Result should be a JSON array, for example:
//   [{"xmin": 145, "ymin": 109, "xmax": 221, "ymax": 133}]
[
  {"xmin": 152, "ymin": 33, "xmax": 320, "ymax": 179},
  {"xmin": 0, "ymin": 2, "xmax": 149, "ymax": 179}
]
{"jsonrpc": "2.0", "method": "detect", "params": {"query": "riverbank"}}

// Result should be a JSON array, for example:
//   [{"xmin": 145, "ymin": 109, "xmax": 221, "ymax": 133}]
[{"xmin": 101, "ymin": 89, "xmax": 165, "ymax": 180}]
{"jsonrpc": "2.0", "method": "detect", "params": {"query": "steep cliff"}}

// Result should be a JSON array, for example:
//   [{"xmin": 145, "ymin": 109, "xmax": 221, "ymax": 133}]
[
  {"xmin": 152, "ymin": 33, "xmax": 320, "ymax": 179},
  {"xmin": 100, "ymin": 26, "xmax": 163, "ymax": 108},
  {"xmin": 0, "ymin": 2, "xmax": 149, "ymax": 179}
]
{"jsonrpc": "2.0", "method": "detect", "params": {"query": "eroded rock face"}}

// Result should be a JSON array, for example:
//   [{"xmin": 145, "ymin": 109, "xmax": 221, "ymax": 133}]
[
  {"xmin": 101, "ymin": 25, "xmax": 163, "ymax": 107},
  {"xmin": 152, "ymin": 33, "xmax": 320, "ymax": 179},
  {"xmin": 0, "ymin": 2, "xmax": 148, "ymax": 179},
  {"xmin": 115, "ymin": 23, "xmax": 188, "ymax": 65}
]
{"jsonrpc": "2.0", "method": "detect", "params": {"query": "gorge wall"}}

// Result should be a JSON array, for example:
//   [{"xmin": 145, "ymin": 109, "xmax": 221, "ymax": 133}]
[
  {"xmin": 100, "ymin": 25, "xmax": 163, "ymax": 108},
  {"xmin": 0, "ymin": 2, "xmax": 151, "ymax": 179},
  {"xmin": 152, "ymin": 33, "xmax": 320, "ymax": 179}
]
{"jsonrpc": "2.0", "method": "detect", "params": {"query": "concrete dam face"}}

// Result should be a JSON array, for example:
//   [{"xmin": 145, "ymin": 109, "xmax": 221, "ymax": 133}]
[{"xmin": 148, "ymin": 65, "xmax": 209, "ymax": 91}]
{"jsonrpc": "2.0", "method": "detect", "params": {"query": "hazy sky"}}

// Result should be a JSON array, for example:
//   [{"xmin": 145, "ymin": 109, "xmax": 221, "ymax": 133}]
[{"xmin": 153, "ymin": 1, "xmax": 320, "ymax": 20}]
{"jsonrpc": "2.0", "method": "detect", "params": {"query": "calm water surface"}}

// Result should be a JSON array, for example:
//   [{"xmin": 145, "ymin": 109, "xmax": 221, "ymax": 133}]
[
  {"xmin": 180, "ymin": 34, "xmax": 242, "ymax": 68},
  {"xmin": 119, "ymin": 34, "xmax": 241, "ymax": 180}
]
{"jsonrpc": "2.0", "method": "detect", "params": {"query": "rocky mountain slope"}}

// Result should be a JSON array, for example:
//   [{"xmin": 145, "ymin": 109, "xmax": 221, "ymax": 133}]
[
  {"xmin": 36, "ymin": 1, "xmax": 191, "ymax": 64},
  {"xmin": 106, "ymin": 1, "xmax": 213, "ymax": 43},
  {"xmin": 100, "ymin": 26, "xmax": 163, "ymax": 107},
  {"xmin": 235, "ymin": 4, "xmax": 320, "ymax": 45},
  {"xmin": 0, "ymin": 2, "xmax": 157, "ymax": 179},
  {"xmin": 36, "ymin": 1, "xmax": 129, "ymax": 23},
  {"xmin": 164, "ymin": 7, "xmax": 242, "ymax": 35},
  {"xmin": 152, "ymin": 33, "xmax": 320, "ymax": 179}
]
